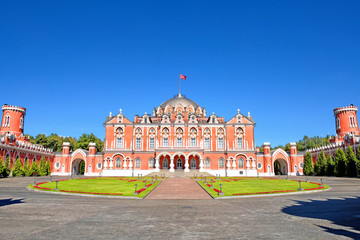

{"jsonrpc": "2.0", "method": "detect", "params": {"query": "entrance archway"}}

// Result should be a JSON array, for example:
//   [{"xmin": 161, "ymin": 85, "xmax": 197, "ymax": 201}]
[
  {"xmin": 274, "ymin": 159, "xmax": 288, "ymax": 175},
  {"xmin": 190, "ymin": 158, "xmax": 196, "ymax": 169},
  {"xmin": 162, "ymin": 158, "xmax": 169, "ymax": 169},
  {"xmin": 72, "ymin": 159, "xmax": 85, "ymax": 175}
]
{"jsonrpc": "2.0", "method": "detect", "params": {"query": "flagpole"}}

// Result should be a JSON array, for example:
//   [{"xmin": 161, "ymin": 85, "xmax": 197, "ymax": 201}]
[{"xmin": 179, "ymin": 74, "xmax": 181, "ymax": 95}]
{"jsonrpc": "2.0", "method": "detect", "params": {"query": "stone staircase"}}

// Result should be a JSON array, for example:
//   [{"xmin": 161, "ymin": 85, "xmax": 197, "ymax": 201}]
[{"xmin": 146, "ymin": 170, "xmax": 214, "ymax": 178}]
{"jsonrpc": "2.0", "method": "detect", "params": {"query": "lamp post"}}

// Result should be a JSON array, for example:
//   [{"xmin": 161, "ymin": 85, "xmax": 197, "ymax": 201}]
[
  {"xmin": 54, "ymin": 180, "xmax": 59, "ymax": 191},
  {"xmin": 144, "ymin": 180, "xmax": 148, "ymax": 189},
  {"xmin": 219, "ymin": 184, "xmax": 224, "ymax": 196},
  {"xmin": 133, "ymin": 184, "xmax": 138, "ymax": 195},
  {"xmin": 297, "ymin": 180, "xmax": 304, "ymax": 191},
  {"xmin": 33, "ymin": 179, "xmax": 37, "ymax": 187}
]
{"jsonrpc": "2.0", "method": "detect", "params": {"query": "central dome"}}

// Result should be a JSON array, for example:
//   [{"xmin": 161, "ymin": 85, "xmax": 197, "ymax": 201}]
[{"xmin": 160, "ymin": 94, "xmax": 199, "ymax": 109}]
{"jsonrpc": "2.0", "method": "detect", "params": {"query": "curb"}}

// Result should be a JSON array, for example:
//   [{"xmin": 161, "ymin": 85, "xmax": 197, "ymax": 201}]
[
  {"xmin": 143, "ymin": 180, "xmax": 163, "ymax": 199},
  {"xmin": 195, "ymin": 180, "xmax": 215, "ymax": 199},
  {"xmin": 215, "ymin": 187, "xmax": 331, "ymax": 199}
]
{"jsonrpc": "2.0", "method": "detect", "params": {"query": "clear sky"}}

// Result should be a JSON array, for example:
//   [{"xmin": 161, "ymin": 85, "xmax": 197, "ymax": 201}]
[{"xmin": 1, "ymin": 1, "xmax": 359, "ymax": 147}]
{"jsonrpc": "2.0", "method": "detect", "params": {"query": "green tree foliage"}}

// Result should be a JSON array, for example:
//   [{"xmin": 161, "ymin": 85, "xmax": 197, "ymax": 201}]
[
  {"xmin": 3, "ymin": 156, "xmax": 11, "ymax": 177},
  {"xmin": 357, "ymin": 146, "xmax": 360, "ymax": 176},
  {"xmin": 23, "ymin": 159, "xmax": 32, "ymax": 176},
  {"xmin": 346, "ymin": 146, "xmax": 358, "ymax": 177},
  {"xmin": 0, "ymin": 157, "xmax": 4, "ymax": 177},
  {"xmin": 314, "ymin": 150, "xmax": 326, "ymax": 176},
  {"xmin": 335, "ymin": 148, "xmax": 347, "ymax": 177},
  {"xmin": 74, "ymin": 133, "xmax": 103, "ymax": 152},
  {"xmin": 35, "ymin": 134, "xmax": 49, "ymax": 147},
  {"xmin": 38, "ymin": 158, "xmax": 47, "ymax": 176},
  {"xmin": 297, "ymin": 135, "xmax": 332, "ymax": 151},
  {"xmin": 274, "ymin": 161, "xmax": 281, "ymax": 175},
  {"xmin": 30, "ymin": 160, "xmax": 39, "ymax": 176},
  {"xmin": 12, "ymin": 157, "xmax": 24, "ymax": 177},
  {"xmin": 303, "ymin": 152, "xmax": 314, "ymax": 176},
  {"xmin": 325, "ymin": 155, "xmax": 335, "ymax": 176},
  {"xmin": 45, "ymin": 160, "xmax": 51, "ymax": 175},
  {"xmin": 79, "ymin": 161, "xmax": 85, "ymax": 175}
]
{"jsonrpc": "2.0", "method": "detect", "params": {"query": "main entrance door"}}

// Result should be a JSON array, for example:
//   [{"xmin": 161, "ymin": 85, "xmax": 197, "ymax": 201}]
[
  {"xmin": 176, "ymin": 159, "xmax": 182, "ymax": 169},
  {"xmin": 190, "ymin": 159, "xmax": 196, "ymax": 169}
]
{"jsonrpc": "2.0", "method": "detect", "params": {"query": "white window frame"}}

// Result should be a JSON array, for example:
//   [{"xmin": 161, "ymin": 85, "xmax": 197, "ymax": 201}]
[
  {"xmin": 163, "ymin": 138, "xmax": 168, "ymax": 147},
  {"xmin": 191, "ymin": 138, "xmax": 196, "ymax": 147},
  {"xmin": 136, "ymin": 137, "xmax": 141, "ymax": 149},
  {"xmin": 218, "ymin": 138, "xmax": 224, "ymax": 149},
  {"xmin": 205, "ymin": 138, "xmax": 210, "ymax": 149}
]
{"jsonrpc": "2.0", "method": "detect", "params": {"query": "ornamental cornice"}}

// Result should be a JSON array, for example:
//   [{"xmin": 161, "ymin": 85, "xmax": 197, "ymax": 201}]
[{"xmin": 0, "ymin": 143, "xmax": 54, "ymax": 156}]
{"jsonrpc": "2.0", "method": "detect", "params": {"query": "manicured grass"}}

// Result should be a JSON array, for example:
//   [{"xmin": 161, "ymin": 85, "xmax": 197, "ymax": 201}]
[
  {"xmin": 28, "ymin": 177, "xmax": 162, "ymax": 198},
  {"xmin": 196, "ymin": 177, "xmax": 329, "ymax": 198}
]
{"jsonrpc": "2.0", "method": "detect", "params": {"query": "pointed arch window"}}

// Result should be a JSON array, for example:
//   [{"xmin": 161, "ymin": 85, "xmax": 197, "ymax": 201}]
[
  {"xmin": 20, "ymin": 117, "xmax": 24, "ymax": 129},
  {"xmin": 219, "ymin": 158, "xmax": 224, "ymax": 168},
  {"xmin": 135, "ymin": 158, "xmax": 141, "ymax": 168},
  {"xmin": 238, "ymin": 157, "xmax": 244, "ymax": 168},
  {"xmin": 115, "ymin": 157, "xmax": 121, "ymax": 168},
  {"xmin": 205, "ymin": 158, "xmax": 210, "ymax": 168},
  {"xmin": 149, "ymin": 158, "xmax": 155, "ymax": 168}
]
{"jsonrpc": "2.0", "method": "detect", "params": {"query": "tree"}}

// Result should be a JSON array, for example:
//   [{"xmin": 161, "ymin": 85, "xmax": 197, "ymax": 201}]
[
  {"xmin": 325, "ymin": 155, "xmax": 335, "ymax": 176},
  {"xmin": 47, "ymin": 134, "xmax": 63, "ymax": 152},
  {"xmin": 3, "ymin": 155, "xmax": 11, "ymax": 177},
  {"xmin": 335, "ymin": 148, "xmax": 347, "ymax": 177},
  {"xmin": 357, "ymin": 145, "xmax": 360, "ymax": 176},
  {"xmin": 23, "ymin": 159, "xmax": 31, "ymax": 176},
  {"xmin": 303, "ymin": 152, "xmax": 314, "ymax": 176},
  {"xmin": 346, "ymin": 146, "xmax": 358, "ymax": 177},
  {"xmin": 79, "ymin": 161, "xmax": 85, "ymax": 175},
  {"xmin": 274, "ymin": 161, "xmax": 281, "ymax": 175},
  {"xmin": 74, "ymin": 133, "xmax": 104, "ymax": 152},
  {"xmin": 12, "ymin": 157, "xmax": 24, "ymax": 177},
  {"xmin": 315, "ymin": 150, "xmax": 326, "ymax": 176},
  {"xmin": 45, "ymin": 160, "xmax": 51, "ymax": 176},
  {"xmin": 30, "ymin": 160, "xmax": 39, "ymax": 176},
  {"xmin": 0, "ymin": 157, "xmax": 4, "ymax": 177},
  {"xmin": 38, "ymin": 158, "xmax": 47, "ymax": 176},
  {"xmin": 35, "ymin": 134, "xmax": 49, "ymax": 147}
]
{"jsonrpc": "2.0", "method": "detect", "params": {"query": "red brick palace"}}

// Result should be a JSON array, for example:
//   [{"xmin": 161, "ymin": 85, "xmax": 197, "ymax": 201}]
[{"xmin": 2, "ymin": 94, "xmax": 306, "ymax": 177}]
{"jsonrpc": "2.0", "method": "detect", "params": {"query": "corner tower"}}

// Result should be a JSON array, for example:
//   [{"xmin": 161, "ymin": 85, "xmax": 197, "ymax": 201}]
[
  {"xmin": 334, "ymin": 104, "xmax": 359, "ymax": 137},
  {"xmin": 0, "ymin": 104, "xmax": 26, "ymax": 137}
]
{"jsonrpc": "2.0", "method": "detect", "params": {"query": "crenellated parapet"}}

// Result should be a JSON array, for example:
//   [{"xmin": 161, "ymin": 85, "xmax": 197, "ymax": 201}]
[{"xmin": 333, "ymin": 104, "xmax": 358, "ymax": 115}]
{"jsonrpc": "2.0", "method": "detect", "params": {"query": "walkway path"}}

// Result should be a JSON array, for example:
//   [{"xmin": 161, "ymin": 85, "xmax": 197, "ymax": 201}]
[{"xmin": 146, "ymin": 177, "xmax": 212, "ymax": 199}]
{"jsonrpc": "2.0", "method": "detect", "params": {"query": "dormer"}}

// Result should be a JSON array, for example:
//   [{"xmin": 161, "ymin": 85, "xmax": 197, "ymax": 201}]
[
  {"xmin": 175, "ymin": 113, "xmax": 184, "ymax": 124},
  {"xmin": 141, "ymin": 113, "xmax": 152, "ymax": 124},
  {"xmin": 189, "ymin": 114, "xmax": 198, "ymax": 124},
  {"xmin": 208, "ymin": 113, "xmax": 218, "ymax": 124},
  {"xmin": 161, "ymin": 114, "xmax": 171, "ymax": 124}
]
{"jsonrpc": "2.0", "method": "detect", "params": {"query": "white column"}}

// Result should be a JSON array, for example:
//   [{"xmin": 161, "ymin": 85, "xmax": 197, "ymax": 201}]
[
  {"xmin": 199, "ymin": 157, "xmax": 204, "ymax": 172},
  {"xmin": 246, "ymin": 159, "xmax": 250, "ymax": 169},
  {"xmin": 128, "ymin": 159, "xmax": 133, "ymax": 170},
  {"xmin": 226, "ymin": 158, "xmax": 231, "ymax": 170},
  {"xmin": 123, "ymin": 158, "xmax": 127, "ymax": 170},
  {"xmin": 104, "ymin": 159, "xmax": 108, "ymax": 169},
  {"xmin": 109, "ymin": 158, "xmax": 113, "ymax": 170},
  {"xmin": 169, "ymin": 157, "xmax": 175, "ymax": 172},
  {"xmin": 184, "ymin": 156, "xmax": 190, "ymax": 172},
  {"xmin": 232, "ymin": 158, "xmax": 236, "ymax": 170},
  {"xmin": 155, "ymin": 157, "xmax": 160, "ymax": 172}
]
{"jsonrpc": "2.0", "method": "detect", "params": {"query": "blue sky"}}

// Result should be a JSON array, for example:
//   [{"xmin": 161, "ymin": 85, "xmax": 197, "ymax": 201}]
[{"xmin": 1, "ymin": 1, "xmax": 359, "ymax": 147}]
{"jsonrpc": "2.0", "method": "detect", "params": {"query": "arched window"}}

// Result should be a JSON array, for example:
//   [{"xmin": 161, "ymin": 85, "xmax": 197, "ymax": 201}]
[
  {"xmin": 190, "ymin": 158, "xmax": 196, "ymax": 169},
  {"xmin": 162, "ymin": 128, "xmax": 169, "ymax": 147},
  {"xmin": 116, "ymin": 128, "xmax": 123, "ymax": 148},
  {"xmin": 205, "ymin": 158, "xmax": 210, "ymax": 168},
  {"xmin": 135, "ymin": 128, "xmax": 142, "ymax": 149},
  {"xmin": 219, "ymin": 158, "xmax": 224, "ymax": 168},
  {"xmin": 135, "ymin": 158, "xmax": 141, "ymax": 168},
  {"xmin": 218, "ymin": 138, "xmax": 224, "ymax": 149},
  {"xmin": 149, "ymin": 158, "xmax": 155, "ymax": 168},
  {"xmin": 336, "ymin": 117, "xmax": 340, "ymax": 129},
  {"xmin": 20, "ymin": 117, "xmax": 24, "ymax": 129},
  {"xmin": 176, "ymin": 128, "xmax": 183, "ymax": 147},
  {"xmin": 115, "ymin": 157, "xmax": 121, "ymax": 168},
  {"xmin": 238, "ymin": 157, "xmax": 244, "ymax": 168}
]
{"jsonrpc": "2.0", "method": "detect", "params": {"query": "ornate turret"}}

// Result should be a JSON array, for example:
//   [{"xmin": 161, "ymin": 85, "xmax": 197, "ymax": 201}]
[
  {"xmin": 333, "ymin": 104, "xmax": 359, "ymax": 138},
  {"xmin": 0, "ymin": 104, "xmax": 26, "ymax": 137}
]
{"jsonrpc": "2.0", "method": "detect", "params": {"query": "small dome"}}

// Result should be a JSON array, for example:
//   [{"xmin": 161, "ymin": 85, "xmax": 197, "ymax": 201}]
[{"xmin": 160, "ymin": 94, "xmax": 199, "ymax": 109}]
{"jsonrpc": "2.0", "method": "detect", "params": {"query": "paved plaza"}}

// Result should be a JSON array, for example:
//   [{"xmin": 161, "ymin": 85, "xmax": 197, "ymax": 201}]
[{"xmin": 0, "ymin": 176, "xmax": 359, "ymax": 240}]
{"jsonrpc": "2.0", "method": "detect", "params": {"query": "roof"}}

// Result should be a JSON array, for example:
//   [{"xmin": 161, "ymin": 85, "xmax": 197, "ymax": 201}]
[{"xmin": 159, "ymin": 94, "xmax": 200, "ymax": 109}]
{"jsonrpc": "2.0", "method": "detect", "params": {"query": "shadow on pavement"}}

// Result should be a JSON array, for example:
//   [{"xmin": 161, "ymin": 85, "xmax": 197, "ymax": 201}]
[
  {"xmin": 0, "ymin": 198, "xmax": 25, "ymax": 207},
  {"xmin": 282, "ymin": 196, "xmax": 360, "ymax": 239}
]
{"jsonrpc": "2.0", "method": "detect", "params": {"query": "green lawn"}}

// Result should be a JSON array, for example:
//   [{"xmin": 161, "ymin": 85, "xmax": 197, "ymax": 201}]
[
  {"xmin": 28, "ymin": 177, "xmax": 162, "ymax": 198},
  {"xmin": 196, "ymin": 177, "xmax": 329, "ymax": 198}
]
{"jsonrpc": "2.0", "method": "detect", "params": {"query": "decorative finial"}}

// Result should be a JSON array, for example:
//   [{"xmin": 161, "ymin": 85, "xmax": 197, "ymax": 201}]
[
  {"xmin": 237, "ymin": 109, "xmax": 240, "ymax": 113},
  {"xmin": 119, "ymin": 108, "xmax": 122, "ymax": 114},
  {"xmin": 248, "ymin": 112, "xmax": 250, "ymax": 117},
  {"xmin": 145, "ymin": 112, "xmax": 147, "ymax": 115},
  {"xmin": 212, "ymin": 112, "xmax": 215, "ymax": 115},
  {"xmin": 109, "ymin": 112, "xmax": 112, "ymax": 117}
]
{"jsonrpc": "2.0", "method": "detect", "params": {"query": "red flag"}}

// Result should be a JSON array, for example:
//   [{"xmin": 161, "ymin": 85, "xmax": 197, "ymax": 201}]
[{"xmin": 180, "ymin": 74, "xmax": 187, "ymax": 80}]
